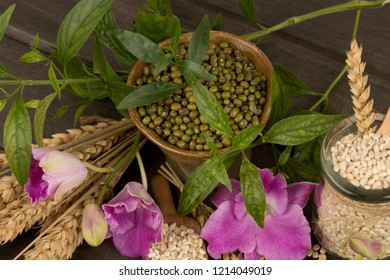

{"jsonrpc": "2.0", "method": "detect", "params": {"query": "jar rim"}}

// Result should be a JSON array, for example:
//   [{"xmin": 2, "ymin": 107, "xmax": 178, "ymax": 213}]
[{"xmin": 321, "ymin": 113, "xmax": 390, "ymax": 203}]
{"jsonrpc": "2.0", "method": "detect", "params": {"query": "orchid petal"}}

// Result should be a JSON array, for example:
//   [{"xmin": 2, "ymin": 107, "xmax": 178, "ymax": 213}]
[
  {"xmin": 258, "ymin": 168, "xmax": 288, "ymax": 214},
  {"xmin": 102, "ymin": 182, "xmax": 163, "ymax": 258},
  {"xmin": 211, "ymin": 180, "xmax": 241, "ymax": 206},
  {"xmin": 254, "ymin": 204, "xmax": 311, "ymax": 260},
  {"xmin": 201, "ymin": 199, "xmax": 257, "ymax": 259},
  {"xmin": 110, "ymin": 205, "xmax": 162, "ymax": 257},
  {"xmin": 24, "ymin": 158, "xmax": 48, "ymax": 203},
  {"xmin": 286, "ymin": 182, "xmax": 319, "ymax": 208},
  {"xmin": 24, "ymin": 147, "xmax": 87, "ymax": 203}
]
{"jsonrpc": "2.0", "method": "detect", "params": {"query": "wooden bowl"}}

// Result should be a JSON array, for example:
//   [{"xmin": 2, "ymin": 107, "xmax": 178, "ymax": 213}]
[{"xmin": 127, "ymin": 31, "xmax": 273, "ymax": 180}]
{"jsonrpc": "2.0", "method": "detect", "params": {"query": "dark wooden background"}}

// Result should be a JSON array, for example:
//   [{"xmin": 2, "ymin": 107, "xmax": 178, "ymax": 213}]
[{"xmin": 0, "ymin": 0, "xmax": 389, "ymax": 260}]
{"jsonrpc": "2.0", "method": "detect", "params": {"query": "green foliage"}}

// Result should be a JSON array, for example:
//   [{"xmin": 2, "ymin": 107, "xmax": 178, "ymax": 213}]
[
  {"xmin": 1, "ymin": 0, "xmax": 384, "ymax": 230},
  {"xmin": 240, "ymin": 153, "xmax": 266, "ymax": 227},
  {"xmin": 0, "ymin": 4, "xmax": 15, "ymax": 41},
  {"xmin": 178, "ymin": 151, "xmax": 240, "ymax": 216},
  {"xmin": 117, "ymin": 82, "xmax": 181, "ymax": 109},
  {"xmin": 57, "ymin": 0, "xmax": 112, "ymax": 67},
  {"xmin": 188, "ymin": 15, "xmax": 210, "ymax": 64},
  {"xmin": 95, "ymin": 8, "xmax": 136, "ymax": 70},
  {"xmin": 34, "ymin": 93, "xmax": 57, "ymax": 147},
  {"xmin": 3, "ymin": 93, "xmax": 32, "ymax": 186},
  {"xmin": 113, "ymin": 29, "xmax": 164, "ymax": 64},
  {"xmin": 190, "ymin": 79, "xmax": 234, "ymax": 138},
  {"xmin": 237, "ymin": 0, "xmax": 256, "ymax": 24},
  {"xmin": 134, "ymin": 12, "xmax": 180, "ymax": 43},
  {"xmin": 263, "ymin": 114, "xmax": 346, "ymax": 146}
]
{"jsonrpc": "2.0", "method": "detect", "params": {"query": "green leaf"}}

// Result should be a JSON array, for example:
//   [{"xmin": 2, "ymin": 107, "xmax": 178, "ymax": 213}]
[
  {"xmin": 237, "ymin": 0, "xmax": 256, "ymax": 24},
  {"xmin": 134, "ymin": 12, "xmax": 180, "ymax": 43},
  {"xmin": 113, "ymin": 29, "xmax": 164, "ymax": 64},
  {"xmin": 191, "ymin": 79, "xmax": 234, "ymax": 138},
  {"xmin": 268, "ymin": 67, "xmax": 292, "ymax": 126},
  {"xmin": 95, "ymin": 8, "xmax": 136, "ymax": 70},
  {"xmin": 282, "ymin": 157, "xmax": 322, "ymax": 183},
  {"xmin": 177, "ymin": 60, "xmax": 214, "ymax": 81},
  {"xmin": 273, "ymin": 64, "xmax": 315, "ymax": 96},
  {"xmin": 117, "ymin": 82, "xmax": 181, "ymax": 109},
  {"xmin": 64, "ymin": 57, "xmax": 109, "ymax": 99},
  {"xmin": 19, "ymin": 49, "xmax": 48, "ymax": 64},
  {"xmin": 0, "ymin": 99, "xmax": 7, "ymax": 111},
  {"xmin": 140, "ymin": 0, "xmax": 172, "ymax": 15},
  {"xmin": 56, "ymin": 0, "xmax": 112, "ymax": 66},
  {"xmin": 106, "ymin": 81, "xmax": 135, "ymax": 117},
  {"xmin": 211, "ymin": 13, "xmax": 222, "ymax": 31},
  {"xmin": 240, "ymin": 153, "xmax": 265, "ymax": 228},
  {"xmin": 188, "ymin": 15, "xmax": 210, "ymax": 64},
  {"xmin": 211, "ymin": 156, "xmax": 232, "ymax": 191},
  {"xmin": 293, "ymin": 134, "xmax": 324, "ymax": 171},
  {"xmin": 48, "ymin": 63, "xmax": 61, "ymax": 97},
  {"xmin": 278, "ymin": 145, "xmax": 292, "ymax": 166},
  {"xmin": 33, "ymin": 33, "xmax": 39, "ymax": 49},
  {"xmin": 0, "ymin": 4, "xmax": 15, "ymax": 41},
  {"xmin": 153, "ymin": 53, "xmax": 174, "ymax": 76},
  {"xmin": 34, "ymin": 93, "xmax": 57, "ymax": 147},
  {"xmin": 0, "ymin": 62, "xmax": 17, "ymax": 79},
  {"xmin": 170, "ymin": 20, "xmax": 181, "ymax": 52},
  {"xmin": 232, "ymin": 123, "xmax": 264, "ymax": 150},
  {"xmin": 203, "ymin": 133, "xmax": 218, "ymax": 157},
  {"xmin": 24, "ymin": 99, "xmax": 40, "ymax": 109},
  {"xmin": 74, "ymin": 102, "xmax": 91, "ymax": 127},
  {"xmin": 178, "ymin": 151, "xmax": 240, "ymax": 216},
  {"xmin": 93, "ymin": 35, "xmax": 122, "ymax": 82},
  {"xmin": 4, "ymin": 93, "xmax": 32, "ymax": 186},
  {"xmin": 55, "ymin": 105, "xmax": 70, "ymax": 119},
  {"xmin": 263, "ymin": 114, "xmax": 346, "ymax": 146}
]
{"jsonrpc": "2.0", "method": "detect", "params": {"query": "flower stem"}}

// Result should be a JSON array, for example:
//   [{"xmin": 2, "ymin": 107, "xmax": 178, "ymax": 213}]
[
  {"xmin": 309, "ymin": 8, "xmax": 362, "ymax": 112},
  {"xmin": 136, "ymin": 151, "xmax": 147, "ymax": 190},
  {"xmin": 84, "ymin": 162, "xmax": 115, "ymax": 173},
  {"xmin": 241, "ymin": 0, "xmax": 387, "ymax": 41},
  {"xmin": 0, "ymin": 78, "xmax": 100, "ymax": 86}
]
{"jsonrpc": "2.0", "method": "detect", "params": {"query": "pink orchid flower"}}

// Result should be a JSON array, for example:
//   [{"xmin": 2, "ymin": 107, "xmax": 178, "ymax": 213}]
[
  {"xmin": 24, "ymin": 147, "xmax": 88, "ymax": 204},
  {"xmin": 201, "ymin": 168, "xmax": 321, "ymax": 260},
  {"xmin": 102, "ymin": 181, "xmax": 163, "ymax": 258}
]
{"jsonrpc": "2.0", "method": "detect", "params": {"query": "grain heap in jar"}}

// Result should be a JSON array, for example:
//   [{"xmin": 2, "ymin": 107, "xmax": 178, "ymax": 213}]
[{"xmin": 314, "ymin": 40, "xmax": 390, "ymax": 259}]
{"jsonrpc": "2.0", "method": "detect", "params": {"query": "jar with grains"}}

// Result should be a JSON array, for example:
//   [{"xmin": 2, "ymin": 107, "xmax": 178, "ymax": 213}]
[{"xmin": 313, "ymin": 113, "xmax": 390, "ymax": 259}]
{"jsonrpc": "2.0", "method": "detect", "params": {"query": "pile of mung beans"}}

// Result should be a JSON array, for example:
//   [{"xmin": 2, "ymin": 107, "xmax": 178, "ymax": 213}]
[{"xmin": 136, "ymin": 42, "xmax": 268, "ymax": 151}]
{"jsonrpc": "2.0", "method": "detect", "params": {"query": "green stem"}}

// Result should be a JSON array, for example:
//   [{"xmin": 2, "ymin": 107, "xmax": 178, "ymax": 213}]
[
  {"xmin": 136, "ymin": 151, "xmax": 147, "ymax": 190},
  {"xmin": 84, "ymin": 162, "xmax": 114, "ymax": 173},
  {"xmin": 241, "ymin": 0, "xmax": 387, "ymax": 41},
  {"xmin": 309, "ymin": 8, "xmax": 362, "ymax": 111},
  {"xmin": 0, "ymin": 78, "xmax": 100, "ymax": 86}
]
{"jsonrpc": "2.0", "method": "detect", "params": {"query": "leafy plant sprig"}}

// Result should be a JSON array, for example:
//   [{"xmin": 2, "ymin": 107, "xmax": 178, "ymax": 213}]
[{"xmin": 1, "ymin": 0, "xmax": 388, "ymax": 227}]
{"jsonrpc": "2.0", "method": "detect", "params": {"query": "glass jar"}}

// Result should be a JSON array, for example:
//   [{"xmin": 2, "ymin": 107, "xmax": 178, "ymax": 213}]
[{"xmin": 313, "ymin": 113, "xmax": 390, "ymax": 259}]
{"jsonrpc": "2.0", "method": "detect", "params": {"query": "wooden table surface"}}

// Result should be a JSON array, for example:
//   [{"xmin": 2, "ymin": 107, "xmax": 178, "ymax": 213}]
[{"xmin": 0, "ymin": 0, "xmax": 389, "ymax": 260}]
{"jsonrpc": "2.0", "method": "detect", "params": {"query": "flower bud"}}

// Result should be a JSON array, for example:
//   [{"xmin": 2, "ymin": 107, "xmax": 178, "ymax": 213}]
[
  {"xmin": 348, "ymin": 231, "xmax": 384, "ymax": 259},
  {"xmin": 82, "ymin": 203, "xmax": 108, "ymax": 247}
]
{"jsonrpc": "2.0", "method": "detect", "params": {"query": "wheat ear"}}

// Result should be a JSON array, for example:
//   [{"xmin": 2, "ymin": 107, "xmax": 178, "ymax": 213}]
[{"xmin": 346, "ymin": 40, "xmax": 376, "ymax": 137}]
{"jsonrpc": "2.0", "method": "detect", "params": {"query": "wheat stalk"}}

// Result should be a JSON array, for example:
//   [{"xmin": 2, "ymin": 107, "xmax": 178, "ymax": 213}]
[
  {"xmin": 0, "ymin": 118, "xmax": 140, "ymax": 245},
  {"xmin": 346, "ymin": 40, "xmax": 376, "ymax": 137},
  {"xmin": 18, "ymin": 137, "xmax": 147, "ymax": 260}
]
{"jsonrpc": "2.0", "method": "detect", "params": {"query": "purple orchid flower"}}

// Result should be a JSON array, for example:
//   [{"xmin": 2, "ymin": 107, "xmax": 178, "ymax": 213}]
[
  {"xmin": 24, "ymin": 147, "xmax": 88, "ymax": 204},
  {"xmin": 102, "ymin": 181, "xmax": 163, "ymax": 258},
  {"xmin": 201, "ymin": 168, "xmax": 321, "ymax": 260}
]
